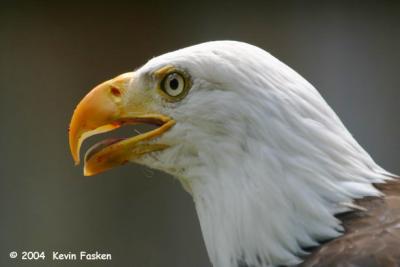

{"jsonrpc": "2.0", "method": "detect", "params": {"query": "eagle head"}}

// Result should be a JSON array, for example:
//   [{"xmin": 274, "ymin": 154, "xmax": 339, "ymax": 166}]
[{"xmin": 69, "ymin": 41, "xmax": 390, "ymax": 267}]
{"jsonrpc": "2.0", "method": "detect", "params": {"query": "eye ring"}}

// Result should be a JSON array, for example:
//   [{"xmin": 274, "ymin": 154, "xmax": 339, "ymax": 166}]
[{"xmin": 161, "ymin": 72, "xmax": 187, "ymax": 99}]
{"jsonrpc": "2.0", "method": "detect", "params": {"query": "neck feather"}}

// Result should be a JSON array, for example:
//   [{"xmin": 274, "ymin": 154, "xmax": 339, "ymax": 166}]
[
  {"xmin": 173, "ymin": 92, "xmax": 391, "ymax": 266},
  {"xmin": 183, "ymin": 140, "xmax": 389, "ymax": 267}
]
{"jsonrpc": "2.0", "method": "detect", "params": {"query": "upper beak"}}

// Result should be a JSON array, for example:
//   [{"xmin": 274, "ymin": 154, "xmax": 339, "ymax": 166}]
[{"xmin": 69, "ymin": 72, "xmax": 175, "ymax": 176}]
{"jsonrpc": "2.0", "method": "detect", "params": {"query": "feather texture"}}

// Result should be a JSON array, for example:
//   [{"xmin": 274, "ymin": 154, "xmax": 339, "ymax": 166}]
[{"xmin": 301, "ymin": 179, "xmax": 400, "ymax": 267}]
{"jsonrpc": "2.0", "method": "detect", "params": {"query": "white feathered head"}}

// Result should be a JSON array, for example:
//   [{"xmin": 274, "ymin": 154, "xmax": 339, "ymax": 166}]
[{"xmin": 69, "ymin": 41, "xmax": 390, "ymax": 267}]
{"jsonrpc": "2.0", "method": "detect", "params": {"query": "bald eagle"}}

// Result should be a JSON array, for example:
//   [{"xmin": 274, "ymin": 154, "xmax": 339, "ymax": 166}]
[{"xmin": 69, "ymin": 41, "xmax": 400, "ymax": 267}]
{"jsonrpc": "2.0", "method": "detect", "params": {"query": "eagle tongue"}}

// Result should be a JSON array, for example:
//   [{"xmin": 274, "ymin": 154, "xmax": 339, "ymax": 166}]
[{"xmin": 85, "ymin": 138, "xmax": 126, "ymax": 162}]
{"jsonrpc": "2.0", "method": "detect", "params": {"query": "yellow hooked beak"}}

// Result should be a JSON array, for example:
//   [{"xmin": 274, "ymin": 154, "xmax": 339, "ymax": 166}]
[{"xmin": 69, "ymin": 72, "xmax": 175, "ymax": 176}]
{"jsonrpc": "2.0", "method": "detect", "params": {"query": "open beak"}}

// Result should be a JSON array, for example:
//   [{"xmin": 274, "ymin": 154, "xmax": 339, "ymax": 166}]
[{"xmin": 68, "ymin": 72, "xmax": 175, "ymax": 176}]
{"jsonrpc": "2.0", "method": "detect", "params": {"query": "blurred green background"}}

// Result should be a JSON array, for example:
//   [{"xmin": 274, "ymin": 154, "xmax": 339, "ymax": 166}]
[{"xmin": 1, "ymin": 1, "xmax": 399, "ymax": 266}]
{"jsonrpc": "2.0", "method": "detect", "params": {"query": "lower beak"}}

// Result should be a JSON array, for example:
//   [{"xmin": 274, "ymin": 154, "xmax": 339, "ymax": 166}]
[{"xmin": 68, "ymin": 72, "xmax": 175, "ymax": 176}]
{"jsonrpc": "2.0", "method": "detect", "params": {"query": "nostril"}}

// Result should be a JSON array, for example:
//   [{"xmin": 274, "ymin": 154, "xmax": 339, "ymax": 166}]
[{"xmin": 110, "ymin": 87, "xmax": 121, "ymax": 97}]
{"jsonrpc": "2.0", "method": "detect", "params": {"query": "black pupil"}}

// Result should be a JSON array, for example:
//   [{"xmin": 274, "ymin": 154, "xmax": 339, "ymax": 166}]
[{"xmin": 169, "ymin": 78, "xmax": 179, "ymax": 90}]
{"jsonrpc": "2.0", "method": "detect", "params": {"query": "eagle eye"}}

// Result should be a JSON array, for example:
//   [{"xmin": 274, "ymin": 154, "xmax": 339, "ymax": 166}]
[{"xmin": 160, "ymin": 72, "xmax": 189, "ymax": 100}]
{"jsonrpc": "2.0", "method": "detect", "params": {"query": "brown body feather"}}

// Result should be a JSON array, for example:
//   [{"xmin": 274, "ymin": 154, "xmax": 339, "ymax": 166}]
[{"xmin": 299, "ymin": 178, "xmax": 400, "ymax": 267}]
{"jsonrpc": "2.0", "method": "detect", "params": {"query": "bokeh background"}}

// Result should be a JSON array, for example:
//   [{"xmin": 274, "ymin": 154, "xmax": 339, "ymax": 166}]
[{"xmin": 1, "ymin": 1, "xmax": 399, "ymax": 266}]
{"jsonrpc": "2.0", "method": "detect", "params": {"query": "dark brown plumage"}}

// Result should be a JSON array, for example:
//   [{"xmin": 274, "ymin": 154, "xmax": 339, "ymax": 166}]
[{"xmin": 300, "ymin": 178, "xmax": 400, "ymax": 267}]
